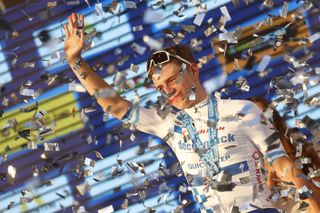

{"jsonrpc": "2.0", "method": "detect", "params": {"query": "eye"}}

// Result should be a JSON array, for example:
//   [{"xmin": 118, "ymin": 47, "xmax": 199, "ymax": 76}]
[
  {"xmin": 156, "ymin": 86, "xmax": 163, "ymax": 91},
  {"xmin": 169, "ymin": 77, "xmax": 176, "ymax": 82}
]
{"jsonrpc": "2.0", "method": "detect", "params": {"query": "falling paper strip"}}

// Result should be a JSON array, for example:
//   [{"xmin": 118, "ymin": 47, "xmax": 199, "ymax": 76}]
[
  {"xmin": 44, "ymin": 143, "xmax": 60, "ymax": 151},
  {"xmin": 256, "ymin": 55, "xmax": 271, "ymax": 72},
  {"xmin": 98, "ymin": 205, "xmax": 114, "ymax": 213},
  {"xmin": 308, "ymin": 32, "xmax": 320, "ymax": 43},
  {"xmin": 143, "ymin": 35, "xmax": 163, "ymax": 50},
  {"xmin": 280, "ymin": 2, "xmax": 289, "ymax": 18},
  {"xmin": 131, "ymin": 42, "xmax": 147, "ymax": 55},
  {"xmin": 68, "ymin": 82, "xmax": 87, "ymax": 93},
  {"xmin": 124, "ymin": 1, "xmax": 137, "ymax": 9},
  {"xmin": 20, "ymin": 88, "xmax": 35, "ymax": 97},
  {"xmin": 76, "ymin": 182, "xmax": 91, "ymax": 196},
  {"xmin": 95, "ymin": 3, "xmax": 104, "ymax": 16},
  {"xmin": 132, "ymin": 25, "xmax": 143, "ymax": 32},
  {"xmin": 130, "ymin": 63, "xmax": 139, "ymax": 73},
  {"xmin": 7, "ymin": 165, "xmax": 16, "ymax": 184},
  {"xmin": 220, "ymin": 6, "xmax": 231, "ymax": 21},
  {"xmin": 193, "ymin": 13, "xmax": 205, "ymax": 26}
]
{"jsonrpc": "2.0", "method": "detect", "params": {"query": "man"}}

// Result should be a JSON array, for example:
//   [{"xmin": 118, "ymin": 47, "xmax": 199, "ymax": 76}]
[{"xmin": 64, "ymin": 13, "xmax": 320, "ymax": 213}]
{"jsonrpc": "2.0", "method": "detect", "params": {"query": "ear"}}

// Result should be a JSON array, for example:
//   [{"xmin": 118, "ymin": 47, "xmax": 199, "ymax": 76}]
[{"xmin": 189, "ymin": 63, "xmax": 199, "ymax": 76}]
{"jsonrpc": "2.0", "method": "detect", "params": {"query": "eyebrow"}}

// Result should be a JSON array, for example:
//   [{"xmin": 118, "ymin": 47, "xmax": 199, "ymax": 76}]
[{"xmin": 156, "ymin": 74, "xmax": 178, "ymax": 90}]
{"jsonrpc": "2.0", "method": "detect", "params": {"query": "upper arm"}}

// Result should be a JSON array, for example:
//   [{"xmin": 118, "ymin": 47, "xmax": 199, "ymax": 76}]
[
  {"xmin": 271, "ymin": 155, "xmax": 293, "ymax": 177},
  {"xmin": 120, "ymin": 103, "xmax": 174, "ymax": 139},
  {"xmin": 239, "ymin": 101, "xmax": 287, "ymax": 165},
  {"xmin": 97, "ymin": 93, "xmax": 131, "ymax": 120}
]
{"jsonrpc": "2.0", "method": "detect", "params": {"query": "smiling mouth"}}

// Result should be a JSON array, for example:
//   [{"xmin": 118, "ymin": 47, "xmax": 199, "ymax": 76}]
[{"xmin": 169, "ymin": 93, "xmax": 180, "ymax": 103}]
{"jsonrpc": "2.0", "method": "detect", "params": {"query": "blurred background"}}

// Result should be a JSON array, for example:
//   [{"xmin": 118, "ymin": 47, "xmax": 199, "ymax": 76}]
[{"xmin": 0, "ymin": 0, "xmax": 319, "ymax": 212}]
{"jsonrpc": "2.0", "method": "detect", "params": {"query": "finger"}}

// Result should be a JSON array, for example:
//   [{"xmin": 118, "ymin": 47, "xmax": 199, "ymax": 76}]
[
  {"xmin": 68, "ymin": 15, "xmax": 74, "ymax": 33},
  {"xmin": 63, "ymin": 24, "xmax": 70, "ymax": 38},
  {"xmin": 80, "ymin": 14, "xmax": 85, "ymax": 39},
  {"xmin": 71, "ymin": 13, "xmax": 78, "ymax": 31}
]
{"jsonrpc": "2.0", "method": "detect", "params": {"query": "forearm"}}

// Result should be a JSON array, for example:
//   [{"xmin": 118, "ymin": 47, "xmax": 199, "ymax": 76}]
[
  {"xmin": 67, "ymin": 56, "xmax": 130, "ymax": 119},
  {"xmin": 272, "ymin": 156, "xmax": 320, "ymax": 212}
]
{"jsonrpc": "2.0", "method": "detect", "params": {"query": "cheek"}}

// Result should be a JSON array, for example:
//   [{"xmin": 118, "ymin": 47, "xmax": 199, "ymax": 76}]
[{"xmin": 180, "ymin": 76, "xmax": 193, "ymax": 89}]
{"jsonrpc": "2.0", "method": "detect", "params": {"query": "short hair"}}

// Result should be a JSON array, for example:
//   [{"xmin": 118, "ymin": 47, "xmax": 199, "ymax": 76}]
[{"xmin": 146, "ymin": 44, "xmax": 196, "ymax": 79}]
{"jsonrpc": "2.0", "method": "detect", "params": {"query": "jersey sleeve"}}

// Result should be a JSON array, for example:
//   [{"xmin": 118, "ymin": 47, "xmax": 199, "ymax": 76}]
[
  {"xmin": 239, "ymin": 100, "xmax": 288, "ymax": 165},
  {"xmin": 120, "ymin": 102, "xmax": 174, "ymax": 139}
]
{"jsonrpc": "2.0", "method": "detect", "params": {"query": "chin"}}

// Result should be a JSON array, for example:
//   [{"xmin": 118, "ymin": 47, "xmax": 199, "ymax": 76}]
[{"xmin": 173, "ymin": 99, "xmax": 188, "ymax": 110}]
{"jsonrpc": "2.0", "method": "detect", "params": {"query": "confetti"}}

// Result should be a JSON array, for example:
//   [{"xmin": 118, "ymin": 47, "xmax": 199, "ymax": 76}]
[
  {"xmin": 129, "ymin": 63, "xmax": 139, "ymax": 73},
  {"xmin": 76, "ymin": 182, "xmax": 91, "ymax": 196},
  {"xmin": 44, "ymin": 143, "xmax": 60, "ymax": 151},
  {"xmin": 188, "ymin": 87, "xmax": 196, "ymax": 101},
  {"xmin": 131, "ymin": 42, "xmax": 147, "ymax": 55},
  {"xmin": 47, "ymin": 1, "xmax": 57, "ymax": 9},
  {"xmin": 193, "ymin": 13, "xmax": 205, "ymax": 26},
  {"xmin": 231, "ymin": 0, "xmax": 240, "ymax": 7},
  {"xmin": 220, "ymin": 6, "xmax": 231, "ymax": 21},
  {"xmin": 173, "ymin": 5, "xmax": 188, "ymax": 18},
  {"xmin": 182, "ymin": 25, "xmax": 195, "ymax": 33},
  {"xmin": 308, "ymin": 32, "xmax": 320, "ymax": 43},
  {"xmin": 7, "ymin": 165, "xmax": 16, "ymax": 184},
  {"xmin": 124, "ymin": 1, "xmax": 137, "ymax": 9},
  {"xmin": 95, "ymin": 3, "xmax": 104, "ymax": 17},
  {"xmin": 256, "ymin": 55, "xmax": 271, "ymax": 72},
  {"xmin": 111, "ymin": 166, "xmax": 124, "ymax": 177},
  {"xmin": 143, "ymin": 35, "xmax": 163, "ymax": 50},
  {"xmin": 7, "ymin": 201, "xmax": 15, "ymax": 210},
  {"xmin": 98, "ymin": 205, "xmax": 114, "ymax": 213},
  {"xmin": 235, "ymin": 78, "xmax": 250, "ymax": 92},
  {"xmin": 20, "ymin": 188, "xmax": 34, "ymax": 203},
  {"xmin": 68, "ymin": 82, "xmax": 86, "ymax": 93},
  {"xmin": 204, "ymin": 25, "xmax": 217, "ymax": 37},
  {"xmin": 65, "ymin": 0, "xmax": 80, "ymax": 5},
  {"xmin": 143, "ymin": 8, "xmax": 165, "ymax": 23},
  {"xmin": 84, "ymin": 157, "xmax": 96, "ymax": 167},
  {"xmin": 298, "ymin": 201, "xmax": 309, "ymax": 211},
  {"xmin": 132, "ymin": 25, "xmax": 143, "ymax": 32},
  {"xmin": 20, "ymin": 9, "xmax": 33, "ymax": 21},
  {"xmin": 22, "ymin": 62, "xmax": 36, "ymax": 68},
  {"xmin": 280, "ymin": 2, "xmax": 289, "ymax": 18}
]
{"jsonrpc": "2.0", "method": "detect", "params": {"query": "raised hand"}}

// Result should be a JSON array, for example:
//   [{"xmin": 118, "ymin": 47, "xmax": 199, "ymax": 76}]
[{"xmin": 64, "ymin": 13, "xmax": 85, "ymax": 62}]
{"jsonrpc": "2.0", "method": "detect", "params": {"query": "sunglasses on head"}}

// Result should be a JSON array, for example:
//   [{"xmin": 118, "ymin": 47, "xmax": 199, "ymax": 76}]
[{"xmin": 146, "ymin": 50, "xmax": 192, "ymax": 78}]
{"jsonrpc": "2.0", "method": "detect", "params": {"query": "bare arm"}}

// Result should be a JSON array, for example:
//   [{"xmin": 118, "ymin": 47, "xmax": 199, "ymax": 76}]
[
  {"xmin": 241, "ymin": 101, "xmax": 320, "ymax": 212},
  {"xmin": 64, "ymin": 13, "xmax": 130, "ymax": 120},
  {"xmin": 272, "ymin": 156, "xmax": 320, "ymax": 213}
]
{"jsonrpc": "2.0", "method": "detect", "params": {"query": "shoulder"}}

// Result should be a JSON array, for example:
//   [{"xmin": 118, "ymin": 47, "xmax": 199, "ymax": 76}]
[{"xmin": 218, "ymin": 98, "xmax": 262, "ymax": 115}]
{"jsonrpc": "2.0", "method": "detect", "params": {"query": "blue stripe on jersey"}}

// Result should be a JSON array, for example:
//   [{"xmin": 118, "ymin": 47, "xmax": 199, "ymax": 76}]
[
  {"xmin": 200, "ymin": 194, "xmax": 207, "ymax": 202},
  {"xmin": 120, "ymin": 103, "xmax": 133, "ymax": 121},
  {"xmin": 206, "ymin": 209, "xmax": 214, "ymax": 213},
  {"xmin": 120, "ymin": 103, "xmax": 139, "ymax": 125},
  {"xmin": 221, "ymin": 160, "xmax": 249, "ymax": 176},
  {"xmin": 266, "ymin": 150, "xmax": 286, "ymax": 165},
  {"xmin": 193, "ymin": 189, "xmax": 205, "ymax": 203}
]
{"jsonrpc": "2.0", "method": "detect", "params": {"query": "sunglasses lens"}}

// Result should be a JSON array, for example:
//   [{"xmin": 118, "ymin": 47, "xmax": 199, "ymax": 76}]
[{"xmin": 152, "ymin": 52, "xmax": 169, "ymax": 65}]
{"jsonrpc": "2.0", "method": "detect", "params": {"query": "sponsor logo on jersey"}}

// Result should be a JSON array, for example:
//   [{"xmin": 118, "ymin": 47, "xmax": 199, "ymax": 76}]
[
  {"xmin": 252, "ymin": 150, "xmax": 265, "ymax": 192},
  {"xmin": 178, "ymin": 134, "xmax": 235, "ymax": 151},
  {"xmin": 197, "ymin": 126, "xmax": 226, "ymax": 134},
  {"xmin": 187, "ymin": 162, "xmax": 206, "ymax": 169},
  {"xmin": 187, "ymin": 155, "xmax": 231, "ymax": 169}
]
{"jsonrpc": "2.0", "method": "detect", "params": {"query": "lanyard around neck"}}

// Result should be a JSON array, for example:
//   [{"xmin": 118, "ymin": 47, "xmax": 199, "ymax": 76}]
[{"xmin": 182, "ymin": 95, "xmax": 220, "ymax": 174}]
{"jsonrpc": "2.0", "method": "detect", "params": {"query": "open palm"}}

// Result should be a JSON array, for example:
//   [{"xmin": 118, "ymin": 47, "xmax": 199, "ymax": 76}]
[{"xmin": 64, "ymin": 13, "xmax": 85, "ymax": 62}]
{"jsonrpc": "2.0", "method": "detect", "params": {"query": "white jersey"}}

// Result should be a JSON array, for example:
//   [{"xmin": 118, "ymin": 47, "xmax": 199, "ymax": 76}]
[{"xmin": 121, "ymin": 95, "xmax": 287, "ymax": 213}]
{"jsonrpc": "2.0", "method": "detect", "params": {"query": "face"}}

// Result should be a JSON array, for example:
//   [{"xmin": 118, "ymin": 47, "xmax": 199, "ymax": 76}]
[{"xmin": 151, "ymin": 61, "xmax": 200, "ymax": 110}]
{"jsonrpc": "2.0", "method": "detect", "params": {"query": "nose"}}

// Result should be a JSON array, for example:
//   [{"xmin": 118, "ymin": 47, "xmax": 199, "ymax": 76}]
[
  {"xmin": 163, "ymin": 86, "xmax": 171, "ymax": 94},
  {"xmin": 163, "ymin": 85, "xmax": 175, "ymax": 97}
]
